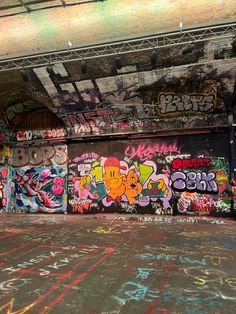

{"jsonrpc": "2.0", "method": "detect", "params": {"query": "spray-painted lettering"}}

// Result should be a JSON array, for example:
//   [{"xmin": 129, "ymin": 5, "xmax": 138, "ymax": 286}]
[
  {"xmin": 125, "ymin": 143, "xmax": 180, "ymax": 161},
  {"xmin": 11, "ymin": 145, "xmax": 68, "ymax": 167},
  {"xmin": 171, "ymin": 171, "xmax": 218, "ymax": 193},
  {"xmin": 172, "ymin": 158, "xmax": 212, "ymax": 170},
  {"xmin": 158, "ymin": 93, "xmax": 216, "ymax": 115}
]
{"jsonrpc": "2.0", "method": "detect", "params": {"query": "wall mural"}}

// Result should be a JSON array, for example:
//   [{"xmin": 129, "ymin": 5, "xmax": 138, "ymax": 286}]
[
  {"xmin": 33, "ymin": 60, "xmax": 235, "ymax": 137},
  {"xmin": 68, "ymin": 133, "xmax": 231, "ymax": 216},
  {"xmin": 10, "ymin": 145, "xmax": 68, "ymax": 213},
  {"xmin": 4, "ymin": 96, "xmax": 41, "ymax": 128}
]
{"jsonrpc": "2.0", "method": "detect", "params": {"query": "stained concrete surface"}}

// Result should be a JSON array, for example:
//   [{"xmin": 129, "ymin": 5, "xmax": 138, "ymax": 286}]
[{"xmin": 0, "ymin": 214, "xmax": 236, "ymax": 314}]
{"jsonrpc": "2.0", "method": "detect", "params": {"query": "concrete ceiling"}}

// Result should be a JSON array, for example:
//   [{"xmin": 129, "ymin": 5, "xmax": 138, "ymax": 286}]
[
  {"xmin": 0, "ymin": 0, "xmax": 235, "ymax": 141},
  {"xmin": 0, "ymin": 0, "xmax": 236, "ymax": 60}
]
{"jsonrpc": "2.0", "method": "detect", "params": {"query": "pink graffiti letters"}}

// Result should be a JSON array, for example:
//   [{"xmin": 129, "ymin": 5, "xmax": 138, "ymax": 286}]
[
  {"xmin": 0, "ymin": 168, "xmax": 9, "ymax": 209},
  {"xmin": 52, "ymin": 177, "xmax": 65, "ymax": 196},
  {"xmin": 73, "ymin": 152, "xmax": 99, "ymax": 163},
  {"xmin": 125, "ymin": 142, "xmax": 180, "ymax": 161},
  {"xmin": 171, "ymin": 171, "xmax": 218, "ymax": 193}
]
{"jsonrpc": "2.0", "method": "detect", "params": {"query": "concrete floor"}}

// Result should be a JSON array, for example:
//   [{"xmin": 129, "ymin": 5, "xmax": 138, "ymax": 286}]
[{"xmin": 0, "ymin": 214, "xmax": 235, "ymax": 314}]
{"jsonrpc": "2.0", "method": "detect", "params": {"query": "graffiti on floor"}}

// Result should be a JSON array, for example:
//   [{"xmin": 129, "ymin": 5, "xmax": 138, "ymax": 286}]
[
  {"xmin": 113, "ymin": 240, "xmax": 236, "ymax": 313},
  {"xmin": 89, "ymin": 227, "xmax": 121, "ymax": 235},
  {"xmin": 113, "ymin": 266, "xmax": 224, "ymax": 310},
  {"xmin": 0, "ymin": 244, "xmax": 114, "ymax": 313}
]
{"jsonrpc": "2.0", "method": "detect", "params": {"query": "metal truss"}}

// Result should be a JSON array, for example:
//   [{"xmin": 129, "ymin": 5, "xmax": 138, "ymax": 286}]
[{"xmin": 0, "ymin": 22, "xmax": 235, "ymax": 72}]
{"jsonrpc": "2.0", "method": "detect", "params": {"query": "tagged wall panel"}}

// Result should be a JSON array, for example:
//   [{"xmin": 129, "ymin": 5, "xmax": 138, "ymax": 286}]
[
  {"xmin": 10, "ymin": 144, "xmax": 68, "ymax": 213},
  {"xmin": 0, "ymin": 166, "xmax": 11, "ymax": 213},
  {"xmin": 68, "ymin": 133, "xmax": 231, "ymax": 216}
]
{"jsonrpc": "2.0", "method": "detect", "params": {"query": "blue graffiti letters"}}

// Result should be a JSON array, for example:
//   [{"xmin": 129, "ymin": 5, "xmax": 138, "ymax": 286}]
[
  {"xmin": 136, "ymin": 268, "xmax": 155, "ymax": 280},
  {"xmin": 114, "ymin": 282, "xmax": 160, "ymax": 304}
]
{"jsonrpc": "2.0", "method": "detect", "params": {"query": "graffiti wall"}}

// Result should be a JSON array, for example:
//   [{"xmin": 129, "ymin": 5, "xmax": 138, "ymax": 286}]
[
  {"xmin": 4, "ymin": 96, "xmax": 41, "ymax": 128},
  {"xmin": 68, "ymin": 133, "xmax": 231, "ymax": 216},
  {"xmin": 33, "ymin": 59, "xmax": 235, "ymax": 138},
  {"xmin": 10, "ymin": 145, "xmax": 68, "ymax": 213}
]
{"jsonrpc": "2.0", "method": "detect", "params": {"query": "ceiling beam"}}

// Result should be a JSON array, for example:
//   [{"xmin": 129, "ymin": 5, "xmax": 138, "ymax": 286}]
[
  {"xmin": 18, "ymin": 0, "xmax": 31, "ymax": 13},
  {"xmin": 60, "ymin": 0, "xmax": 66, "ymax": 6}
]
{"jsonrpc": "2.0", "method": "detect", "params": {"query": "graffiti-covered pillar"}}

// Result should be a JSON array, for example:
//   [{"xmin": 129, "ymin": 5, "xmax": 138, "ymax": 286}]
[
  {"xmin": 229, "ymin": 122, "xmax": 236, "ymax": 217},
  {"xmin": 0, "ymin": 145, "xmax": 12, "ymax": 213}
]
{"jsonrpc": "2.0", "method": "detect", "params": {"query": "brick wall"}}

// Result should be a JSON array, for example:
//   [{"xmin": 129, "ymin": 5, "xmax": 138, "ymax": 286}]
[{"xmin": 0, "ymin": 0, "xmax": 236, "ymax": 60}]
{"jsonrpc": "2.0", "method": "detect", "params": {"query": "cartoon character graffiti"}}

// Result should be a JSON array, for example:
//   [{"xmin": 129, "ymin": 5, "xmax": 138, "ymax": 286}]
[
  {"xmin": 215, "ymin": 169, "xmax": 229, "ymax": 194},
  {"xmin": 147, "ymin": 178, "xmax": 168, "ymax": 197},
  {"xmin": 103, "ymin": 157, "xmax": 126, "ymax": 202},
  {"xmin": 68, "ymin": 156, "xmax": 173, "ymax": 211},
  {"xmin": 124, "ymin": 169, "xmax": 142, "ymax": 204},
  {"xmin": 73, "ymin": 175, "xmax": 98, "ymax": 200}
]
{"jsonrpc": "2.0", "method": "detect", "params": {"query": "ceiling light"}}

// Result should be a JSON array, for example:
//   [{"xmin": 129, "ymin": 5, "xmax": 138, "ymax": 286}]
[
  {"xmin": 232, "ymin": 37, "xmax": 236, "ymax": 52},
  {"xmin": 151, "ymin": 49, "xmax": 158, "ymax": 66},
  {"xmin": 80, "ymin": 59, "xmax": 87, "ymax": 74},
  {"xmin": 19, "ymin": 69, "xmax": 28, "ymax": 82},
  {"xmin": 115, "ymin": 55, "xmax": 122, "ymax": 70},
  {"xmin": 181, "ymin": 44, "xmax": 195, "ymax": 55},
  {"xmin": 46, "ymin": 66, "xmax": 54, "ymax": 76}
]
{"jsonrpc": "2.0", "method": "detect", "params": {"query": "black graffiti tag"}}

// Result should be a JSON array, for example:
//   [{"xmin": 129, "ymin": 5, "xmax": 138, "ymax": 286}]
[
  {"xmin": 158, "ymin": 93, "xmax": 215, "ymax": 115},
  {"xmin": 170, "ymin": 171, "xmax": 218, "ymax": 193}
]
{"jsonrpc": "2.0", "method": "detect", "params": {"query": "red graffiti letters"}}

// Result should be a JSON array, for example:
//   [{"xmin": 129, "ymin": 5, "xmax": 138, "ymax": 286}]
[
  {"xmin": 16, "ymin": 128, "xmax": 66, "ymax": 141},
  {"xmin": 172, "ymin": 158, "xmax": 212, "ymax": 170}
]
